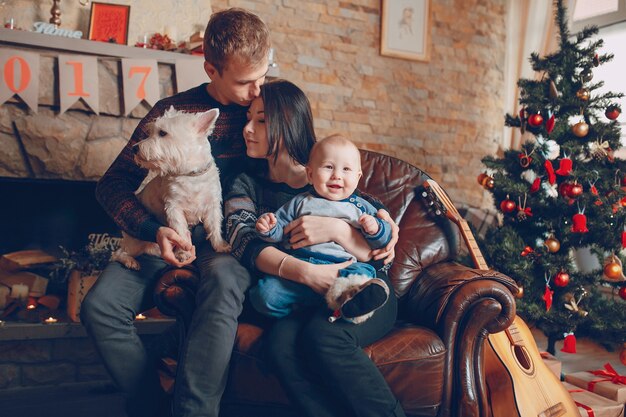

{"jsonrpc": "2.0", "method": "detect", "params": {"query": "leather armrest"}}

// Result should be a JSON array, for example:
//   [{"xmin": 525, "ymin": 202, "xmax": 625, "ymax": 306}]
[
  {"xmin": 403, "ymin": 261, "xmax": 518, "ymax": 335},
  {"xmin": 402, "ymin": 261, "xmax": 518, "ymax": 417},
  {"xmin": 154, "ymin": 265, "xmax": 199, "ymax": 329}
]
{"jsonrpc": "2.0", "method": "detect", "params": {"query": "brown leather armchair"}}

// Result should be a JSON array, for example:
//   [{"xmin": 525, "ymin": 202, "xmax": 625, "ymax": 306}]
[{"xmin": 154, "ymin": 150, "xmax": 518, "ymax": 417}]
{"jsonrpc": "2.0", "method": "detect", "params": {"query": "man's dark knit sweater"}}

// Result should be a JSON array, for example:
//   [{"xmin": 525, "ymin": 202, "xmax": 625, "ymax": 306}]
[{"xmin": 95, "ymin": 83, "xmax": 250, "ymax": 242}]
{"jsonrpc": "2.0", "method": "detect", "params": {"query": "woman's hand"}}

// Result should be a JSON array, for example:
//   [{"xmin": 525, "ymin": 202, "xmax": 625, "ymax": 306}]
[
  {"xmin": 284, "ymin": 216, "xmax": 350, "ymax": 249},
  {"xmin": 369, "ymin": 209, "xmax": 399, "ymax": 265},
  {"xmin": 300, "ymin": 259, "xmax": 353, "ymax": 295}
]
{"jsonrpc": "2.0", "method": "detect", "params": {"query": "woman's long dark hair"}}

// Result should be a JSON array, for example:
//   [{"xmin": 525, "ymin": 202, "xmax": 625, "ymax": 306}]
[{"xmin": 260, "ymin": 80, "xmax": 316, "ymax": 166}]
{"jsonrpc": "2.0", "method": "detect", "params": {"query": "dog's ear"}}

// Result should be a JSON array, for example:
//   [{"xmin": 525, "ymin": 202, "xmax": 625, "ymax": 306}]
[
  {"xmin": 195, "ymin": 108, "xmax": 220, "ymax": 136},
  {"xmin": 164, "ymin": 105, "xmax": 178, "ymax": 118}
]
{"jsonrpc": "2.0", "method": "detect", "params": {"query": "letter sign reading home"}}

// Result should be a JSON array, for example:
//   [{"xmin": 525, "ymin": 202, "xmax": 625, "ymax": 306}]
[
  {"xmin": 0, "ymin": 50, "xmax": 40, "ymax": 112},
  {"xmin": 59, "ymin": 55, "xmax": 100, "ymax": 114},
  {"xmin": 121, "ymin": 59, "xmax": 159, "ymax": 115}
]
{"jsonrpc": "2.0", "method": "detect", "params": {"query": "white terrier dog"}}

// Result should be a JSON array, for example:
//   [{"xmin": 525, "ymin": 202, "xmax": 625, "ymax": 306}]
[{"xmin": 112, "ymin": 106, "xmax": 230, "ymax": 270}]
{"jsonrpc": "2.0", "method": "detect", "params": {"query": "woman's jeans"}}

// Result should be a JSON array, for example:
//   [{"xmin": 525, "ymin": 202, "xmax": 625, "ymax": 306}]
[
  {"xmin": 81, "ymin": 235, "xmax": 252, "ymax": 417},
  {"xmin": 249, "ymin": 256, "xmax": 376, "ymax": 318}
]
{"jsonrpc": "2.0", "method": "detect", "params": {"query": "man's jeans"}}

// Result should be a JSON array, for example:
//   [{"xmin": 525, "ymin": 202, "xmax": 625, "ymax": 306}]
[{"xmin": 82, "ymin": 235, "xmax": 252, "ymax": 417}]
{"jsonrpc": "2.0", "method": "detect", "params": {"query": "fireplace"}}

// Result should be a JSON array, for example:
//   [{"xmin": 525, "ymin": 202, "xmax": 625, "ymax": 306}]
[{"xmin": 0, "ymin": 177, "xmax": 119, "ymax": 256}]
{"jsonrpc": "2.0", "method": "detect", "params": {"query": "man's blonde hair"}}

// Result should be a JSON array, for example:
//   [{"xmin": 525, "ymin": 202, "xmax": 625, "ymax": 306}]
[{"xmin": 203, "ymin": 8, "xmax": 271, "ymax": 74}]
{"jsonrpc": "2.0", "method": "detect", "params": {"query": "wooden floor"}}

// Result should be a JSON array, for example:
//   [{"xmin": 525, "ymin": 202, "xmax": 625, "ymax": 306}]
[
  {"xmin": 531, "ymin": 327, "xmax": 626, "ymax": 375},
  {"xmin": 0, "ymin": 332, "xmax": 623, "ymax": 417}
]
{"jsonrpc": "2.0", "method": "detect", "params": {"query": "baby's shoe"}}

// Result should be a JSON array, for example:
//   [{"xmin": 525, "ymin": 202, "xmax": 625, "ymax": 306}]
[{"xmin": 326, "ymin": 276, "xmax": 390, "ymax": 324}]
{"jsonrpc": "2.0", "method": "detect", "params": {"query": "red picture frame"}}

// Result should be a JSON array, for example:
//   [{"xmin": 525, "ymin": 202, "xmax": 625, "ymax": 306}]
[{"xmin": 88, "ymin": 2, "xmax": 131, "ymax": 45}]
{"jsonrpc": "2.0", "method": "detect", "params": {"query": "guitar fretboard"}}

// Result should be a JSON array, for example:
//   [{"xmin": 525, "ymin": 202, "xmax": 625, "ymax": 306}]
[{"xmin": 458, "ymin": 219, "xmax": 489, "ymax": 270}]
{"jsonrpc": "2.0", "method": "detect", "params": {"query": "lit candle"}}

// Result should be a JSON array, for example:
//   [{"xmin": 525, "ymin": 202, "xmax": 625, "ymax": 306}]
[
  {"xmin": 0, "ymin": 286, "xmax": 9, "ymax": 309},
  {"xmin": 10, "ymin": 284, "xmax": 29, "ymax": 301},
  {"xmin": 135, "ymin": 313, "xmax": 147, "ymax": 320},
  {"xmin": 44, "ymin": 316, "xmax": 58, "ymax": 324}
]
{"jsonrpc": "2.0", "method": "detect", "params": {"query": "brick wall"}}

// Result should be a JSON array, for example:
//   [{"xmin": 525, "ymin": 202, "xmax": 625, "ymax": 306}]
[{"xmin": 210, "ymin": 0, "xmax": 506, "ymax": 209}]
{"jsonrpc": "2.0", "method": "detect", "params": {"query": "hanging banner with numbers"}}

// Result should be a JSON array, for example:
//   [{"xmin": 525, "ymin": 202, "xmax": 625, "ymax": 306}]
[
  {"xmin": 175, "ymin": 59, "xmax": 208, "ymax": 93},
  {"xmin": 0, "ymin": 49, "xmax": 40, "ymax": 113},
  {"xmin": 121, "ymin": 59, "xmax": 159, "ymax": 116},
  {"xmin": 59, "ymin": 55, "xmax": 99, "ymax": 115}
]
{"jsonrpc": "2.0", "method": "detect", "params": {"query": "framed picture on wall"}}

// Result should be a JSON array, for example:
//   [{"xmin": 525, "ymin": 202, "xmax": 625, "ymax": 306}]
[
  {"xmin": 88, "ymin": 2, "xmax": 131, "ymax": 45},
  {"xmin": 380, "ymin": 0, "xmax": 430, "ymax": 61}
]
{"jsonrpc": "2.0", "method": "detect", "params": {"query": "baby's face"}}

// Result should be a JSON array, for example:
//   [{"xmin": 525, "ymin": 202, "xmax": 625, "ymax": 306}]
[{"xmin": 307, "ymin": 142, "xmax": 362, "ymax": 201}]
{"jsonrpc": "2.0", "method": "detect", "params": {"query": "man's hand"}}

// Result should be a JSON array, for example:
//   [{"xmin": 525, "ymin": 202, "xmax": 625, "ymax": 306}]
[
  {"xmin": 358, "ymin": 213, "xmax": 380, "ymax": 235},
  {"xmin": 156, "ymin": 226, "xmax": 196, "ymax": 267},
  {"xmin": 256, "ymin": 213, "xmax": 277, "ymax": 234},
  {"xmin": 284, "ymin": 216, "xmax": 348, "ymax": 249},
  {"xmin": 370, "ymin": 209, "xmax": 399, "ymax": 264}
]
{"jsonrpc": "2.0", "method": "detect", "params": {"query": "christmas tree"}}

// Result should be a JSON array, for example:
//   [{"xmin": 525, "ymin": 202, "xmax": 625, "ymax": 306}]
[{"xmin": 479, "ymin": 0, "xmax": 626, "ymax": 354}]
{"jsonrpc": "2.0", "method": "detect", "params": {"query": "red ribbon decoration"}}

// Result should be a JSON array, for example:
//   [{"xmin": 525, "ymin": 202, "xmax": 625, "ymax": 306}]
[
  {"xmin": 568, "ymin": 390, "xmax": 595, "ymax": 417},
  {"xmin": 588, "ymin": 363, "xmax": 626, "ymax": 387}
]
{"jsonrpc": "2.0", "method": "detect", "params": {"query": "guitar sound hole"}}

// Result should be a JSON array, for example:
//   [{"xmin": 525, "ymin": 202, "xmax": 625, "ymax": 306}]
[{"xmin": 513, "ymin": 345, "xmax": 531, "ymax": 371}]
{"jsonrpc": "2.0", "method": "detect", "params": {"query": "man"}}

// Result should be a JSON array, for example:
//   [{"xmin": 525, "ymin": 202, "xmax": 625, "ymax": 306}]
[{"xmin": 81, "ymin": 8, "xmax": 271, "ymax": 417}]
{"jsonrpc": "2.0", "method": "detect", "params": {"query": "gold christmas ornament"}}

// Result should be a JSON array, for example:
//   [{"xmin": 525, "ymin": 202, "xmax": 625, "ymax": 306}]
[
  {"xmin": 514, "ymin": 283, "xmax": 524, "ymax": 299},
  {"xmin": 572, "ymin": 121, "xmax": 589, "ymax": 137},
  {"xmin": 576, "ymin": 88, "xmax": 590, "ymax": 101},
  {"xmin": 602, "ymin": 254, "xmax": 626, "ymax": 282},
  {"xmin": 544, "ymin": 236, "xmax": 560, "ymax": 253}
]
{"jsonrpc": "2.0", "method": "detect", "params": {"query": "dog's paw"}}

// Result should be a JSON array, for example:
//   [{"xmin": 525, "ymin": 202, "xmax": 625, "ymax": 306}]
[
  {"xmin": 213, "ymin": 241, "xmax": 231, "ymax": 253},
  {"xmin": 111, "ymin": 250, "xmax": 141, "ymax": 270},
  {"xmin": 174, "ymin": 249, "xmax": 194, "ymax": 263}
]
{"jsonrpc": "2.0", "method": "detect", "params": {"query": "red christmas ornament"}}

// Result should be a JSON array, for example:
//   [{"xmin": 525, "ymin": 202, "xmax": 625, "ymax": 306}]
[
  {"xmin": 546, "ymin": 113, "xmax": 556, "ymax": 134},
  {"xmin": 622, "ymin": 230, "xmax": 626, "ymax": 249},
  {"xmin": 544, "ymin": 160, "xmax": 556, "ymax": 184},
  {"xmin": 528, "ymin": 113, "xmax": 544, "ymax": 127},
  {"xmin": 543, "ymin": 284, "xmax": 554, "ymax": 311},
  {"xmin": 530, "ymin": 177, "xmax": 542, "ymax": 193},
  {"xmin": 555, "ymin": 157, "xmax": 573, "ymax": 176},
  {"xmin": 567, "ymin": 182, "xmax": 583, "ymax": 198},
  {"xmin": 561, "ymin": 332, "xmax": 577, "ymax": 354},
  {"xmin": 606, "ymin": 105, "xmax": 621, "ymax": 120},
  {"xmin": 500, "ymin": 197, "xmax": 516, "ymax": 214},
  {"xmin": 521, "ymin": 246, "xmax": 534, "ymax": 256},
  {"xmin": 554, "ymin": 271, "xmax": 570, "ymax": 287},
  {"xmin": 572, "ymin": 212, "xmax": 589, "ymax": 233},
  {"xmin": 558, "ymin": 182, "xmax": 573, "ymax": 197},
  {"xmin": 619, "ymin": 286, "xmax": 626, "ymax": 301}
]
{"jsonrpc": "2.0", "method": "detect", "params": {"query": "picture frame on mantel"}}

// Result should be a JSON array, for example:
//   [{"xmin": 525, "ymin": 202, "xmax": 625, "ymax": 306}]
[
  {"xmin": 380, "ymin": 0, "xmax": 430, "ymax": 62},
  {"xmin": 88, "ymin": 2, "xmax": 131, "ymax": 45}
]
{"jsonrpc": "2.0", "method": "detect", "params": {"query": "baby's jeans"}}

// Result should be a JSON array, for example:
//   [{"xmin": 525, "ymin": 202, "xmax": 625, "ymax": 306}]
[{"xmin": 249, "ymin": 256, "xmax": 376, "ymax": 318}]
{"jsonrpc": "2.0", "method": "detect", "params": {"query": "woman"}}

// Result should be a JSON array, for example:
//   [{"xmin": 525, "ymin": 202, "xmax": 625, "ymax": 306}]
[{"xmin": 224, "ymin": 79, "xmax": 406, "ymax": 417}]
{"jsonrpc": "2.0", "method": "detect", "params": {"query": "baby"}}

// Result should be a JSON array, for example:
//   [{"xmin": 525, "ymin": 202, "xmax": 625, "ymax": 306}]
[{"xmin": 252, "ymin": 134, "xmax": 391, "ymax": 323}]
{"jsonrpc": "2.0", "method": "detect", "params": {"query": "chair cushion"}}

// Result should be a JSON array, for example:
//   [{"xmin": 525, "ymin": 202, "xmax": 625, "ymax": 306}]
[{"xmin": 222, "ymin": 322, "xmax": 446, "ymax": 416}]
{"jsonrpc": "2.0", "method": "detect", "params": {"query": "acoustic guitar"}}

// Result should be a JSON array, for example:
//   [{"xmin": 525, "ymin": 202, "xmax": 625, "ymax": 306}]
[{"xmin": 420, "ymin": 179, "xmax": 579, "ymax": 417}]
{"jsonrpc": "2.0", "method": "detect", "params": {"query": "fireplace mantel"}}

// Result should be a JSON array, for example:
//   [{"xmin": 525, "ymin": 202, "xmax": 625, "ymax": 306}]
[{"xmin": 0, "ymin": 27, "xmax": 202, "ymax": 64}]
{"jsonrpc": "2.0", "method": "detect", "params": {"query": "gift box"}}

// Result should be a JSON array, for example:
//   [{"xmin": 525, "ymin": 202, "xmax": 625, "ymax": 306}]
[
  {"xmin": 540, "ymin": 351, "xmax": 562, "ymax": 379},
  {"xmin": 565, "ymin": 363, "xmax": 626, "ymax": 404},
  {"xmin": 66, "ymin": 270, "xmax": 99, "ymax": 322},
  {"xmin": 564, "ymin": 381, "xmax": 625, "ymax": 417}
]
